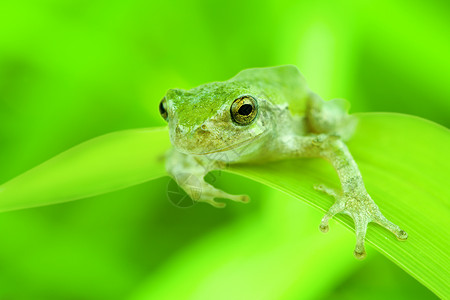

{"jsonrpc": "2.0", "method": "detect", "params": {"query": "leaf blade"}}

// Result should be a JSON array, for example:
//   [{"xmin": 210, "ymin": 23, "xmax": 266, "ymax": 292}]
[
  {"xmin": 230, "ymin": 113, "xmax": 450, "ymax": 297},
  {"xmin": 0, "ymin": 127, "xmax": 170, "ymax": 212},
  {"xmin": 0, "ymin": 113, "xmax": 448, "ymax": 297}
]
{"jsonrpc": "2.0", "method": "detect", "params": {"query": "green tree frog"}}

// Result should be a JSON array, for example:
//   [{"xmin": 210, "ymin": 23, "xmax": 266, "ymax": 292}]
[{"xmin": 159, "ymin": 65, "xmax": 407, "ymax": 259}]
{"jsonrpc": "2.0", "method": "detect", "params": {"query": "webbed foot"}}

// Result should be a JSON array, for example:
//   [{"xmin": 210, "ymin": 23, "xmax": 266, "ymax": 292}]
[
  {"xmin": 175, "ymin": 173, "xmax": 249, "ymax": 208},
  {"xmin": 314, "ymin": 184, "xmax": 408, "ymax": 259}
]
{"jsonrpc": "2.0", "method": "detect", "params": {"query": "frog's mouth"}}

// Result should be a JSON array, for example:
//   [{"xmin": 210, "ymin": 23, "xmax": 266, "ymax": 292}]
[{"xmin": 195, "ymin": 132, "xmax": 265, "ymax": 155}]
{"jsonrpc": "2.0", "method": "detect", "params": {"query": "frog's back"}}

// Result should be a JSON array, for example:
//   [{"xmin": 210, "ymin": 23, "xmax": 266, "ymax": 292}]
[{"xmin": 229, "ymin": 65, "xmax": 312, "ymax": 116}]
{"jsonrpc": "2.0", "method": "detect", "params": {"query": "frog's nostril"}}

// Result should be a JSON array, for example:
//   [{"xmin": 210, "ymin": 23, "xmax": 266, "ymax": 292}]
[
  {"xmin": 175, "ymin": 126, "xmax": 182, "ymax": 134},
  {"xmin": 201, "ymin": 124, "xmax": 207, "ymax": 131}
]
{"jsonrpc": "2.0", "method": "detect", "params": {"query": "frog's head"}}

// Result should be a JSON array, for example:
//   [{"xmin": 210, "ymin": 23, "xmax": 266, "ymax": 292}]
[
  {"xmin": 160, "ymin": 65, "xmax": 310, "ymax": 156},
  {"xmin": 160, "ymin": 80, "xmax": 273, "ymax": 155}
]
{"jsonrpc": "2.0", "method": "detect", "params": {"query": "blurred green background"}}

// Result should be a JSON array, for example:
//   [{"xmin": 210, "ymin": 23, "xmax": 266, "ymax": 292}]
[{"xmin": 0, "ymin": 0, "xmax": 448, "ymax": 299}]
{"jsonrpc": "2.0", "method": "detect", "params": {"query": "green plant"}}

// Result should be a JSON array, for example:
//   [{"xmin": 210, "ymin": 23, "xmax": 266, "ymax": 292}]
[{"xmin": 0, "ymin": 113, "xmax": 447, "ymax": 298}]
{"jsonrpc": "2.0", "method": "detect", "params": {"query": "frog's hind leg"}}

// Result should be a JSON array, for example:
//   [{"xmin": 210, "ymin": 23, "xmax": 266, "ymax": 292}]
[{"xmin": 306, "ymin": 94, "xmax": 357, "ymax": 141}]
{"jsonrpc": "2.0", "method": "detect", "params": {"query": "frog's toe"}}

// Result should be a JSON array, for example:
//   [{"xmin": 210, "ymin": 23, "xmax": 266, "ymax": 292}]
[
  {"xmin": 207, "ymin": 188, "xmax": 249, "ymax": 204},
  {"xmin": 199, "ymin": 192, "xmax": 227, "ymax": 208},
  {"xmin": 206, "ymin": 199, "xmax": 227, "ymax": 208},
  {"xmin": 228, "ymin": 193, "xmax": 250, "ymax": 203},
  {"xmin": 319, "ymin": 199, "xmax": 346, "ymax": 233},
  {"xmin": 397, "ymin": 230, "xmax": 408, "ymax": 240},
  {"xmin": 353, "ymin": 216, "xmax": 369, "ymax": 260},
  {"xmin": 315, "ymin": 184, "xmax": 345, "ymax": 233},
  {"xmin": 354, "ymin": 248, "xmax": 367, "ymax": 260},
  {"xmin": 200, "ymin": 186, "xmax": 249, "ymax": 207},
  {"xmin": 373, "ymin": 212, "xmax": 408, "ymax": 241},
  {"xmin": 314, "ymin": 184, "xmax": 338, "ymax": 197},
  {"xmin": 319, "ymin": 223, "xmax": 329, "ymax": 233}
]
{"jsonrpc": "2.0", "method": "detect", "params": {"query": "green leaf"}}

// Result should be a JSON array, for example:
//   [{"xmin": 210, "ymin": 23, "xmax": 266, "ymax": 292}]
[
  {"xmin": 128, "ymin": 188, "xmax": 363, "ymax": 300},
  {"xmin": 0, "ymin": 113, "xmax": 448, "ymax": 297},
  {"xmin": 0, "ymin": 128, "xmax": 169, "ymax": 211},
  {"xmin": 230, "ymin": 113, "xmax": 450, "ymax": 298}
]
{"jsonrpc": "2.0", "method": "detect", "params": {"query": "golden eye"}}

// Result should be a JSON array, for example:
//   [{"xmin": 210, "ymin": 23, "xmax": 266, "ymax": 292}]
[
  {"xmin": 159, "ymin": 97, "xmax": 168, "ymax": 121},
  {"xmin": 230, "ymin": 96, "xmax": 258, "ymax": 125}
]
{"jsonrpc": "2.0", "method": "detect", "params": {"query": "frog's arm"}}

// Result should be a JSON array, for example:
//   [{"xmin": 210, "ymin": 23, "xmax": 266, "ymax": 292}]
[
  {"xmin": 280, "ymin": 134, "xmax": 408, "ymax": 259},
  {"xmin": 165, "ymin": 149, "xmax": 249, "ymax": 208}
]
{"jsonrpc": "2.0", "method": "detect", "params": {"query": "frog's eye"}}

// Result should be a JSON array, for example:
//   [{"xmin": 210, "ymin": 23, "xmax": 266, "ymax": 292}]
[
  {"xmin": 159, "ymin": 97, "xmax": 168, "ymax": 121},
  {"xmin": 230, "ymin": 96, "xmax": 258, "ymax": 125}
]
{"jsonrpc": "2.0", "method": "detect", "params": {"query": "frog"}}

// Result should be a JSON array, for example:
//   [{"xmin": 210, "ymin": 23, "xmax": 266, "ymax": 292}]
[{"xmin": 159, "ymin": 65, "xmax": 408, "ymax": 259}]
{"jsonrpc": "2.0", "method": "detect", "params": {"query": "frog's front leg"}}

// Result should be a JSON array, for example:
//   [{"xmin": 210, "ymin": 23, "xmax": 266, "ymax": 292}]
[
  {"xmin": 165, "ymin": 149, "xmax": 249, "ymax": 208},
  {"xmin": 283, "ymin": 134, "xmax": 408, "ymax": 259}
]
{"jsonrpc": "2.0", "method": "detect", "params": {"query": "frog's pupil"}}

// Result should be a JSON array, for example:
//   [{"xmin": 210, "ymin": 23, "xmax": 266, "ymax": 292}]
[
  {"xmin": 159, "ymin": 100, "xmax": 166, "ymax": 115},
  {"xmin": 238, "ymin": 104, "xmax": 252, "ymax": 116}
]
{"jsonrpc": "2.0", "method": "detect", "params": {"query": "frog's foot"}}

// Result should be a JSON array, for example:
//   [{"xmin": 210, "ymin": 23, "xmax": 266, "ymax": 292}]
[
  {"xmin": 176, "ymin": 174, "xmax": 249, "ymax": 208},
  {"xmin": 198, "ymin": 185, "xmax": 250, "ymax": 208},
  {"xmin": 314, "ymin": 184, "xmax": 408, "ymax": 260},
  {"xmin": 172, "ymin": 172, "xmax": 249, "ymax": 208}
]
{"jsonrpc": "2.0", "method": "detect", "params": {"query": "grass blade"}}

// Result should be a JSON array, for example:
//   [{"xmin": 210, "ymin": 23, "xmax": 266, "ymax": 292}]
[{"xmin": 0, "ymin": 113, "xmax": 448, "ymax": 297}]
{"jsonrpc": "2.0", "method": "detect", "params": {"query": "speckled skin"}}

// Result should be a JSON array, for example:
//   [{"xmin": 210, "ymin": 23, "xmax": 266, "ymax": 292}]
[{"xmin": 162, "ymin": 65, "xmax": 407, "ymax": 259}]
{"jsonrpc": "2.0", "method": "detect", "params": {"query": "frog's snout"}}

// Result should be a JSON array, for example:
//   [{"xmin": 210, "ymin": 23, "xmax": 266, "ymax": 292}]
[
  {"xmin": 171, "ymin": 124, "xmax": 214, "ymax": 154},
  {"xmin": 174, "ymin": 124, "xmax": 208, "ymax": 136}
]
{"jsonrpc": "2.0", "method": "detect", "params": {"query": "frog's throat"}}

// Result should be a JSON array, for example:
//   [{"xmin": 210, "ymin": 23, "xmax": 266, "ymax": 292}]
[{"xmin": 193, "ymin": 132, "xmax": 265, "ymax": 155}]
